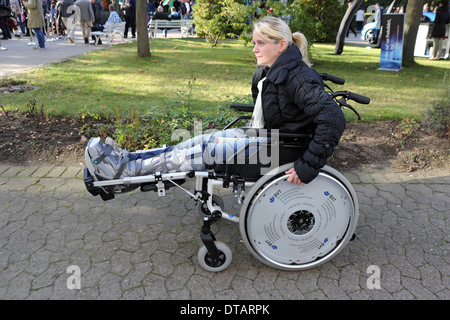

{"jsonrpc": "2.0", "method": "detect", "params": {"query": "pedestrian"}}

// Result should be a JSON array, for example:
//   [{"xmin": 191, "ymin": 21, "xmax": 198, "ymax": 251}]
[
  {"xmin": 23, "ymin": 0, "xmax": 46, "ymax": 48},
  {"xmin": 430, "ymin": 0, "xmax": 450, "ymax": 60},
  {"xmin": 374, "ymin": 2, "xmax": 381, "ymax": 42},
  {"xmin": 90, "ymin": 0, "xmax": 102, "ymax": 26},
  {"xmin": 182, "ymin": 0, "xmax": 190, "ymax": 20},
  {"xmin": 0, "ymin": 0, "xmax": 13, "ymax": 39},
  {"xmin": 11, "ymin": 0, "xmax": 26, "ymax": 35},
  {"xmin": 356, "ymin": 6, "xmax": 365, "ymax": 32},
  {"xmin": 121, "ymin": 0, "xmax": 135, "ymax": 38},
  {"xmin": 76, "ymin": 0, "xmax": 94, "ymax": 44},
  {"xmin": 147, "ymin": 0, "xmax": 156, "ymax": 20},
  {"xmin": 89, "ymin": 0, "xmax": 103, "ymax": 44},
  {"xmin": 60, "ymin": 0, "xmax": 76, "ymax": 43}
]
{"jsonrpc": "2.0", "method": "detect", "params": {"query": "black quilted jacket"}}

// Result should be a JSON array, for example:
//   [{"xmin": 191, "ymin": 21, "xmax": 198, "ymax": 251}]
[{"xmin": 251, "ymin": 44, "xmax": 346, "ymax": 183}]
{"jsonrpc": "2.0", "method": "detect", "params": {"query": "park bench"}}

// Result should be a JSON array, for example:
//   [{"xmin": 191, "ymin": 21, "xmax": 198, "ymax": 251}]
[
  {"xmin": 91, "ymin": 22, "xmax": 126, "ymax": 46},
  {"xmin": 147, "ymin": 19, "xmax": 193, "ymax": 39}
]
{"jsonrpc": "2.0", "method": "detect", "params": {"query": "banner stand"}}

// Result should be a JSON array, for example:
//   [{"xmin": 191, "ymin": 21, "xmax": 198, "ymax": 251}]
[{"xmin": 378, "ymin": 14, "xmax": 405, "ymax": 71}]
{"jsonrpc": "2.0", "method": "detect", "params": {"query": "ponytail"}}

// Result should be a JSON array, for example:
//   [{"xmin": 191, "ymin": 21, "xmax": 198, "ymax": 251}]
[{"xmin": 292, "ymin": 32, "xmax": 312, "ymax": 67}]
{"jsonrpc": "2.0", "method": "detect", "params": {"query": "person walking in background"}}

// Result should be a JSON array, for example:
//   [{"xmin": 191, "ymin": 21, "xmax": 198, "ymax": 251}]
[
  {"xmin": 89, "ymin": 0, "xmax": 103, "ymax": 44},
  {"xmin": 182, "ymin": 0, "xmax": 190, "ymax": 19},
  {"xmin": 11, "ymin": 0, "xmax": 26, "ymax": 35},
  {"xmin": 430, "ymin": 0, "xmax": 450, "ymax": 60},
  {"xmin": 91, "ymin": 0, "xmax": 103, "ymax": 26},
  {"xmin": 76, "ymin": 0, "xmax": 94, "ymax": 44},
  {"xmin": 60, "ymin": 0, "xmax": 76, "ymax": 43},
  {"xmin": 374, "ymin": 2, "xmax": 381, "ymax": 42},
  {"xmin": 121, "ymin": 0, "xmax": 135, "ymax": 38},
  {"xmin": 356, "ymin": 6, "xmax": 365, "ymax": 33},
  {"xmin": 0, "ymin": 0, "xmax": 13, "ymax": 40},
  {"xmin": 147, "ymin": 0, "xmax": 156, "ymax": 20},
  {"xmin": 23, "ymin": 0, "xmax": 46, "ymax": 48}
]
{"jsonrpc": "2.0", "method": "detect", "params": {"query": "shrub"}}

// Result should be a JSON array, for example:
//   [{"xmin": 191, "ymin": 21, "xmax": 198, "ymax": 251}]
[
  {"xmin": 111, "ymin": 104, "xmax": 240, "ymax": 151},
  {"xmin": 287, "ymin": 0, "xmax": 346, "ymax": 43},
  {"xmin": 193, "ymin": 0, "xmax": 249, "ymax": 46},
  {"xmin": 195, "ymin": 0, "xmax": 345, "ymax": 47},
  {"xmin": 423, "ymin": 82, "xmax": 450, "ymax": 138}
]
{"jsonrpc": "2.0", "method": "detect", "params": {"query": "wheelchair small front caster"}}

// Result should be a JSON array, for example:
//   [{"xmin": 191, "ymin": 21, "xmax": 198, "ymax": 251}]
[{"xmin": 197, "ymin": 241, "xmax": 232, "ymax": 272}]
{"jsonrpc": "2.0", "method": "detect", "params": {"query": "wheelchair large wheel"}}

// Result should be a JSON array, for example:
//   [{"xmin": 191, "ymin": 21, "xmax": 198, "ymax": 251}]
[{"xmin": 239, "ymin": 163, "xmax": 358, "ymax": 270}]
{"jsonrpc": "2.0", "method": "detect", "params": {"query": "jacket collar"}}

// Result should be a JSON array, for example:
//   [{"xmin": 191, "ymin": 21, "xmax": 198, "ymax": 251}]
[{"xmin": 266, "ymin": 44, "xmax": 303, "ymax": 85}]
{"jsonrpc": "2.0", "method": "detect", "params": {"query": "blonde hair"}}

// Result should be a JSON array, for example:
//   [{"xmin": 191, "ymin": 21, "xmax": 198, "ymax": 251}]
[{"xmin": 253, "ymin": 16, "xmax": 312, "ymax": 67}]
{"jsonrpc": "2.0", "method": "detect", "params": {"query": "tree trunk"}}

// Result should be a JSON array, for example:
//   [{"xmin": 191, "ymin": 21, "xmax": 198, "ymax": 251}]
[
  {"xmin": 136, "ymin": 0, "xmax": 151, "ymax": 57},
  {"xmin": 402, "ymin": 0, "xmax": 424, "ymax": 66},
  {"xmin": 335, "ymin": 0, "xmax": 365, "ymax": 54}
]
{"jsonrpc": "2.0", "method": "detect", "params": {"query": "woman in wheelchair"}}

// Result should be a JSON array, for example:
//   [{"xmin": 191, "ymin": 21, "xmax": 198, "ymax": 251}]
[
  {"xmin": 86, "ymin": 16, "xmax": 345, "ymax": 187},
  {"xmin": 85, "ymin": 16, "xmax": 369, "ymax": 272}
]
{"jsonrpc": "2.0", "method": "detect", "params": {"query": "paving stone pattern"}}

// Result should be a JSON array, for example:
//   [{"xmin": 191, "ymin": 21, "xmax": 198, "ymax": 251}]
[{"xmin": 0, "ymin": 165, "xmax": 448, "ymax": 300}]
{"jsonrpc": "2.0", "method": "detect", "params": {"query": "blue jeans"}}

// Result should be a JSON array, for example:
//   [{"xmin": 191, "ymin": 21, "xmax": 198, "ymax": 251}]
[
  {"xmin": 127, "ymin": 128, "xmax": 271, "ymax": 172},
  {"xmin": 17, "ymin": 14, "xmax": 26, "ymax": 34},
  {"xmin": 33, "ymin": 28, "xmax": 45, "ymax": 48}
]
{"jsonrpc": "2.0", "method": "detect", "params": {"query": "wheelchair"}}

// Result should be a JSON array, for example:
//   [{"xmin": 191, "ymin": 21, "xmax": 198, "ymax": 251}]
[{"xmin": 84, "ymin": 73, "xmax": 370, "ymax": 272}]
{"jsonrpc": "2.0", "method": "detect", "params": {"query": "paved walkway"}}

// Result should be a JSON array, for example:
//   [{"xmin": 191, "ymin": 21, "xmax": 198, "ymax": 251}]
[
  {"xmin": 0, "ymin": 28, "xmax": 189, "ymax": 77},
  {"xmin": 0, "ymin": 164, "xmax": 448, "ymax": 300},
  {"xmin": 0, "ymin": 28, "xmax": 449, "ymax": 301}
]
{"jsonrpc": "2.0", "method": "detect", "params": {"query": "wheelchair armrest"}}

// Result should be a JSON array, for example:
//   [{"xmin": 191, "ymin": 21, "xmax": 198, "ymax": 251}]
[
  {"xmin": 237, "ymin": 128, "xmax": 312, "ymax": 141},
  {"xmin": 229, "ymin": 103, "xmax": 254, "ymax": 112},
  {"xmin": 279, "ymin": 132, "xmax": 311, "ymax": 140},
  {"xmin": 223, "ymin": 116, "xmax": 252, "ymax": 130}
]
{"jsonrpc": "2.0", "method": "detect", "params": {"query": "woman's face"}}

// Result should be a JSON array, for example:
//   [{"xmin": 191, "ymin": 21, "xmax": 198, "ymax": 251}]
[{"xmin": 252, "ymin": 31, "xmax": 286, "ymax": 67}]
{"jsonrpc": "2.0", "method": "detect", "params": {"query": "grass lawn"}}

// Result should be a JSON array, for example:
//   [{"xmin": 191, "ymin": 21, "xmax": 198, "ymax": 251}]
[{"xmin": 1, "ymin": 38, "xmax": 449, "ymax": 122}]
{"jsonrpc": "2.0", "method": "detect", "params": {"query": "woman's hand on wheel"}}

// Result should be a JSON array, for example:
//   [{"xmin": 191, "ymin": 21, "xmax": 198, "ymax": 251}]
[{"xmin": 285, "ymin": 168, "xmax": 305, "ymax": 186}]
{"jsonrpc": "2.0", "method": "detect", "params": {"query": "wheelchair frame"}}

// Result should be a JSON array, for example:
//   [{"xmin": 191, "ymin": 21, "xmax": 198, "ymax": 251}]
[{"xmin": 84, "ymin": 73, "xmax": 370, "ymax": 272}]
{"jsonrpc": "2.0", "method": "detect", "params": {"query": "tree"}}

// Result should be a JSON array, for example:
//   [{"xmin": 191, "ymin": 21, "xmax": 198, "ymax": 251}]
[
  {"xmin": 136, "ymin": 0, "xmax": 150, "ymax": 57},
  {"xmin": 288, "ymin": 0, "xmax": 345, "ymax": 43},
  {"xmin": 402, "ymin": 0, "xmax": 424, "ymax": 66},
  {"xmin": 194, "ymin": 0, "xmax": 248, "ymax": 46}
]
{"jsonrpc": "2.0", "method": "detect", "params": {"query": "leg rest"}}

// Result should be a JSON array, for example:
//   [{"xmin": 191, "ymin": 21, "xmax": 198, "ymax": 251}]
[{"xmin": 83, "ymin": 167, "xmax": 115, "ymax": 201}]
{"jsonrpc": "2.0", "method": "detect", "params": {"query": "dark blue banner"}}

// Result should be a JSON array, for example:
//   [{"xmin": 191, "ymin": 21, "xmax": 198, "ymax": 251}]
[{"xmin": 379, "ymin": 14, "xmax": 405, "ymax": 71}]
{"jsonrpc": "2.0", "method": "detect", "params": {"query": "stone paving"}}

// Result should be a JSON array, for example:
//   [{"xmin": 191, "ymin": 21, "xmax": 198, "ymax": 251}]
[{"xmin": 0, "ymin": 164, "xmax": 448, "ymax": 300}]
